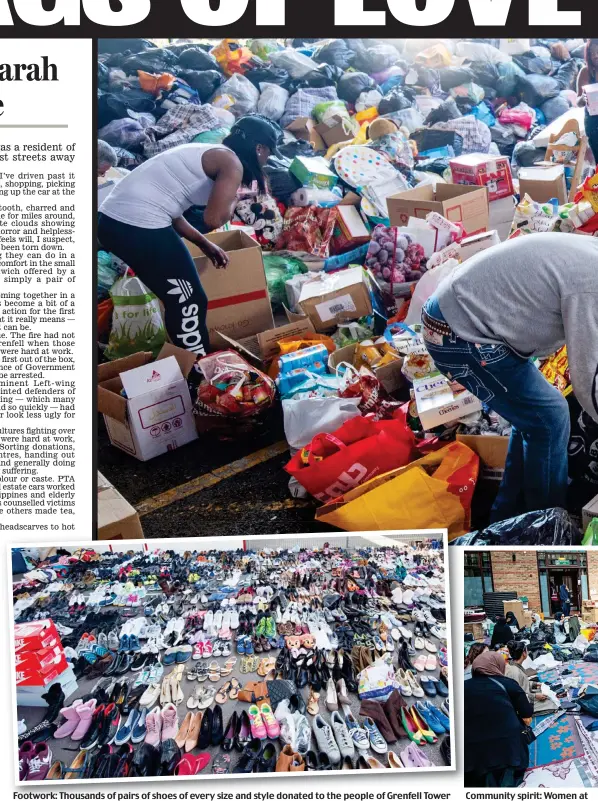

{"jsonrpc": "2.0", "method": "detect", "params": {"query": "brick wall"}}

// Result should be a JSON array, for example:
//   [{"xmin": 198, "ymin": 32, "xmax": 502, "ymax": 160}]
[{"xmin": 490, "ymin": 551, "xmax": 542, "ymax": 612}]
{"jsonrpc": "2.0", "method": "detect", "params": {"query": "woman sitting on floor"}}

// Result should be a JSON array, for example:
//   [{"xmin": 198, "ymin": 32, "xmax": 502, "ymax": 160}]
[{"xmin": 505, "ymin": 641, "xmax": 559, "ymax": 716}]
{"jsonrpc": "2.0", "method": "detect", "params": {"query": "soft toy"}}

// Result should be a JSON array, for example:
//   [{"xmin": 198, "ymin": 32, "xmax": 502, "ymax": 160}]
[{"xmin": 233, "ymin": 194, "xmax": 284, "ymax": 249}]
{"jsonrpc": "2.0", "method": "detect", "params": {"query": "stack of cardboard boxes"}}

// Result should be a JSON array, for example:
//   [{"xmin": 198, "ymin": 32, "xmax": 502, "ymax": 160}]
[{"xmin": 15, "ymin": 620, "xmax": 77, "ymax": 707}]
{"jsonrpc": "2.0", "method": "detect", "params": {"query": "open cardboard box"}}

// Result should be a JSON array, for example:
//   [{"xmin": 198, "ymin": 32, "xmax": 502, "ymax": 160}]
[
  {"xmin": 297, "ymin": 266, "xmax": 373, "ymax": 333},
  {"xmin": 387, "ymin": 183, "xmax": 489, "ymax": 237},
  {"xmin": 98, "ymin": 471, "xmax": 144, "ymax": 540},
  {"xmin": 329, "ymin": 345, "xmax": 404, "ymax": 394},
  {"xmin": 216, "ymin": 318, "xmax": 315, "ymax": 368},
  {"xmin": 286, "ymin": 117, "xmax": 326, "ymax": 151},
  {"xmin": 97, "ymin": 344, "xmax": 198, "ymax": 462},
  {"xmin": 456, "ymin": 432, "xmax": 509, "ymax": 481},
  {"xmin": 186, "ymin": 230, "xmax": 274, "ymax": 350}
]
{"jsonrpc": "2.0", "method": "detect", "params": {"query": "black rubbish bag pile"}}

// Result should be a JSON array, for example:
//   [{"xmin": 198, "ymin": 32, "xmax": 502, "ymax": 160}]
[{"xmin": 450, "ymin": 508, "xmax": 583, "ymax": 546}]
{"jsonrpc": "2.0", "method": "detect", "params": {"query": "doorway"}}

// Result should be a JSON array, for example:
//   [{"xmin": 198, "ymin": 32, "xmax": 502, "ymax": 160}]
[{"xmin": 547, "ymin": 569, "xmax": 580, "ymax": 614}]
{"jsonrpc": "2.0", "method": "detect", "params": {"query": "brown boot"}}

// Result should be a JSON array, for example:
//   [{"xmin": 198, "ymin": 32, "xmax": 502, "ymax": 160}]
[
  {"xmin": 175, "ymin": 711, "xmax": 193, "ymax": 749},
  {"xmin": 185, "ymin": 711, "xmax": 203, "ymax": 752},
  {"xmin": 275, "ymin": 744, "xmax": 295, "ymax": 772},
  {"xmin": 289, "ymin": 752, "xmax": 305, "ymax": 771}
]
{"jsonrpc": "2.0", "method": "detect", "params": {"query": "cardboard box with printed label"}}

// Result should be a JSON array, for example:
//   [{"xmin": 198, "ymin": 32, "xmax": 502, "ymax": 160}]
[
  {"xmin": 518, "ymin": 165, "xmax": 567, "ymax": 205},
  {"xmin": 412, "ymin": 372, "xmax": 483, "ymax": 430},
  {"xmin": 387, "ymin": 184, "xmax": 489, "ymax": 237},
  {"xmin": 186, "ymin": 230, "xmax": 274, "ymax": 349},
  {"xmin": 583, "ymin": 493, "xmax": 598, "ymax": 533},
  {"xmin": 14, "ymin": 620, "xmax": 60, "ymax": 654},
  {"xmin": 97, "ymin": 344, "xmax": 198, "ymax": 462},
  {"xmin": 584, "ymin": 83, "xmax": 598, "ymax": 116},
  {"xmin": 17, "ymin": 666, "xmax": 78, "ymax": 705},
  {"xmin": 298, "ymin": 267, "xmax": 372, "ymax": 333},
  {"xmin": 290, "ymin": 156, "xmax": 339, "ymax": 191},
  {"xmin": 450, "ymin": 154, "xmax": 514, "ymax": 202},
  {"xmin": 329, "ymin": 344, "xmax": 404, "ymax": 394},
  {"xmin": 98, "ymin": 471, "xmax": 144, "ymax": 540}
]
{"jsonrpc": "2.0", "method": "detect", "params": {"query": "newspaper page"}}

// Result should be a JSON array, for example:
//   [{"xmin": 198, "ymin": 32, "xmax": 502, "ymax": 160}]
[{"xmin": 3, "ymin": 3, "xmax": 598, "ymax": 801}]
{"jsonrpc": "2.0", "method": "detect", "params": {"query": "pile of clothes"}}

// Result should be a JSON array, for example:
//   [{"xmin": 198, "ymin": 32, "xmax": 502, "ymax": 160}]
[{"xmin": 14, "ymin": 538, "xmax": 450, "ymax": 779}]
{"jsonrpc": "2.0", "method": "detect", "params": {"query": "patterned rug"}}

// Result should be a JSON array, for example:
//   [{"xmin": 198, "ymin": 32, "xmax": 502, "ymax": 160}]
[
  {"xmin": 528, "ymin": 713, "xmax": 584, "ymax": 768},
  {"xmin": 537, "ymin": 661, "xmax": 598, "ymax": 685}
]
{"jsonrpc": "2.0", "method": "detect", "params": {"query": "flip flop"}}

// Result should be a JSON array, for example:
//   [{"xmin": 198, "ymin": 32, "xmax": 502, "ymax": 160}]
[
  {"xmin": 212, "ymin": 754, "xmax": 230, "ymax": 774},
  {"xmin": 229, "ymin": 678, "xmax": 241, "ymax": 701},
  {"xmin": 198, "ymin": 686, "xmax": 216, "ymax": 710},
  {"xmin": 215, "ymin": 682, "xmax": 232, "ymax": 704}
]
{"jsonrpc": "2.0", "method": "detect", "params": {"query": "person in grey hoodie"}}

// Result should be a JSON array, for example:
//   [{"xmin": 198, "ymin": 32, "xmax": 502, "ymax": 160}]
[{"xmin": 422, "ymin": 232, "xmax": 598, "ymax": 523}]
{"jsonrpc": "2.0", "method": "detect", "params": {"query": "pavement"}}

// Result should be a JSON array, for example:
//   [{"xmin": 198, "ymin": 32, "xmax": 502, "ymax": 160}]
[{"xmin": 98, "ymin": 410, "xmax": 498, "ymax": 540}]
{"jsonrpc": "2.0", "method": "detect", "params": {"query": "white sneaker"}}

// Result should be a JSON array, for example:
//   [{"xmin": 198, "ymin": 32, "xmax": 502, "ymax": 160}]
[
  {"xmin": 203, "ymin": 610, "xmax": 213, "ymax": 631},
  {"xmin": 313, "ymin": 715, "xmax": 340, "ymax": 765},
  {"xmin": 293, "ymin": 712, "xmax": 311, "ymax": 755},
  {"xmin": 330, "ymin": 711, "xmax": 355, "ymax": 759}
]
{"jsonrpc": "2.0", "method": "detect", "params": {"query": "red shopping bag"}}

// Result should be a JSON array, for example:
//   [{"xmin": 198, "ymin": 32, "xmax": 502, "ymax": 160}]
[{"xmin": 285, "ymin": 413, "xmax": 415, "ymax": 503}]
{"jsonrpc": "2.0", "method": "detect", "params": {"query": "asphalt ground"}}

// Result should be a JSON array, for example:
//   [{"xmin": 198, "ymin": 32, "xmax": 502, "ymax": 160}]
[{"xmin": 98, "ymin": 407, "xmax": 499, "ymax": 540}]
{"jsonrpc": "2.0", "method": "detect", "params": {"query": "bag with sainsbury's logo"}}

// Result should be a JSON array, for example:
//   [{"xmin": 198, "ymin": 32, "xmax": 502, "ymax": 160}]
[{"xmin": 97, "ymin": 344, "xmax": 198, "ymax": 461}]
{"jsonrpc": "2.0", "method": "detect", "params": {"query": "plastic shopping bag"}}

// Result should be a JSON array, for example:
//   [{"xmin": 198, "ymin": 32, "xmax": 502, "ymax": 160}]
[
  {"xmin": 315, "ymin": 441, "xmax": 479, "ymax": 539},
  {"xmin": 105, "ymin": 274, "xmax": 166, "ymax": 360},
  {"xmin": 285, "ymin": 414, "xmax": 415, "ymax": 503},
  {"xmin": 282, "ymin": 397, "xmax": 362, "ymax": 450}
]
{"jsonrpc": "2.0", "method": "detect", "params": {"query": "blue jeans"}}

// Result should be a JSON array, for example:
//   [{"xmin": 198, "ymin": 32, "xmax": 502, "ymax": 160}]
[{"xmin": 422, "ymin": 296, "xmax": 570, "ymax": 523}]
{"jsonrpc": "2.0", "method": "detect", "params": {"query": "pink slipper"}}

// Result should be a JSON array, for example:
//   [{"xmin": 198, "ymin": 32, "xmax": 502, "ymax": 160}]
[
  {"xmin": 425, "ymin": 655, "xmax": 437, "ymax": 671},
  {"xmin": 414, "ymin": 655, "xmax": 427, "ymax": 672},
  {"xmin": 248, "ymin": 704, "xmax": 267, "ymax": 739}
]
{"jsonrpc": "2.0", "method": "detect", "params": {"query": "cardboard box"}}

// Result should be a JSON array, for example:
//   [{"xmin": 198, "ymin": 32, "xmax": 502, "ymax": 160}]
[
  {"xmin": 464, "ymin": 621, "xmax": 485, "ymax": 640},
  {"xmin": 332, "ymin": 206, "xmax": 371, "ymax": 253},
  {"xmin": 584, "ymin": 83, "xmax": 598, "ymax": 116},
  {"xmin": 583, "ymin": 493, "xmax": 598, "ymax": 533},
  {"xmin": 298, "ymin": 267, "xmax": 373, "ymax": 333},
  {"xmin": 450, "ymin": 154, "xmax": 514, "ymax": 202},
  {"xmin": 290, "ymin": 156, "xmax": 339, "ymax": 191},
  {"xmin": 412, "ymin": 373, "xmax": 483, "ymax": 430},
  {"xmin": 17, "ymin": 666, "xmax": 78, "ymax": 706},
  {"xmin": 388, "ymin": 184, "xmax": 489, "ymax": 237},
  {"xmin": 97, "ymin": 344, "xmax": 198, "ymax": 462},
  {"xmin": 16, "ymin": 654, "xmax": 69, "ymax": 687},
  {"xmin": 217, "ymin": 319, "xmax": 315, "ymax": 367},
  {"xmin": 315, "ymin": 115, "xmax": 358, "ymax": 148},
  {"xmin": 329, "ymin": 344, "xmax": 404, "ymax": 394},
  {"xmin": 459, "ymin": 230, "xmax": 502, "ymax": 261},
  {"xmin": 15, "ymin": 645, "xmax": 64, "ymax": 673},
  {"xmin": 503, "ymin": 599, "xmax": 524, "ymax": 622},
  {"xmin": 186, "ymin": 231, "xmax": 274, "ymax": 349},
  {"xmin": 286, "ymin": 117, "xmax": 326, "ymax": 152},
  {"xmin": 14, "ymin": 620, "xmax": 60, "ymax": 654},
  {"xmin": 518, "ymin": 165, "xmax": 567, "ymax": 205},
  {"xmin": 456, "ymin": 433, "xmax": 509, "ymax": 476},
  {"xmin": 522, "ymin": 610, "xmax": 533, "ymax": 627},
  {"xmin": 97, "ymin": 471, "xmax": 144, "ymax": 540},
  {"xmin": 489, "ymin": 195, "xmax": 515, "ymax": 242}
]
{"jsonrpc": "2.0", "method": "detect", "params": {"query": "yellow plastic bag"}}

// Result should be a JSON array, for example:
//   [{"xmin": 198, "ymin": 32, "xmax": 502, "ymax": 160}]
[
  {"xmin": 315, "ymin": 442, "xmax": 479, "ymax": 540},
  {"xmin": 211, "ymin": 39, "xmax": 254, "ymax": 77},
  {"xmin": 415, "ymin": 44, "xmax": 452, "ymax": 69}
]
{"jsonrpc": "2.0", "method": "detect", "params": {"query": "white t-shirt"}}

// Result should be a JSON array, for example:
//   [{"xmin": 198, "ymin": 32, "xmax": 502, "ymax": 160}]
[{"xmin": 99, "ymin": 143, "xmax": 230, "ymax": 229}]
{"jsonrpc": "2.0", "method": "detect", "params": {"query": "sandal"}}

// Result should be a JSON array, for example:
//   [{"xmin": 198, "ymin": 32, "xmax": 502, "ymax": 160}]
[
  {"xmin": 211, "ymin": 754, "xmax": 230, "ymax": 774},
  {"xmin": 307, "ymin": 689, "xmax": 320, "ymax": 716},
  {"xmin": 221, "ymin": 656, "xmax": 237, "ymax": 677},
  {"xmin": 240, "ymin": 656, "xmax": 251, "ymax": 674},
  {"xmin": 198, "ymin": 685, "xmax": 216, "ymax": 710},
  {"xmin": 186, "ymin": 667, "xmax": 197, "ymax": 681},
  {"xmin": 187, "ymin": 685, "xmax": 203, "ymax": 709},
  {"xmin": 208, "ymin": 661, "xmax": 221, "ymax": 682},
  {"xmin": 229, "ymin": 678, "xmax": 241, "ymax": 701},
  {"xmin": 196, "ymin": 664, "xmax": 208, "ymax": 682},
  {"xmin": 215, "ymin": 681, "xmax": 232, "ymax": 704}
]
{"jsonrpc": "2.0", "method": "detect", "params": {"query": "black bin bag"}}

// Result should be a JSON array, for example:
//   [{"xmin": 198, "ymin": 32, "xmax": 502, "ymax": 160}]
[{"xmin": 450, "ymin": 508, "xmax": 583, "ymax": 546}]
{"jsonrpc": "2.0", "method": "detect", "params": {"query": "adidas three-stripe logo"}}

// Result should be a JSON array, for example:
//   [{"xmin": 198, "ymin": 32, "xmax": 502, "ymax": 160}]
[{"xmin": 167, "ymin": 278, "xmax": 194, "ymax": 303}]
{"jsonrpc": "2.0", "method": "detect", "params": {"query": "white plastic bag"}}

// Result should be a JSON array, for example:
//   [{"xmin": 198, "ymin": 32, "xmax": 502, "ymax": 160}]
[
  {"xmin": 355, "ymin": 89, "xmax": 383, "ymax": 112},
  {"xmin": 456, "ymin": 41, "xmax": 511, "ymax": 64},
  {"xmin": 270, "ymin": 48, "xmax": 318, "ymax": 79},
  {"xmin": 405, "ymin": 258, "xmax": 460, "ymax": 326},
  {"xmin": 282, "ymin": 397, "xmax": 361, "ymax": 450},
  {"xmin": 499, "ymin": 38, "xmax": 531, "ymax": 56},
  {"xmin": 257, "ymin": 83, "xmax": 290, "ymax": 122},
  {"xmin": 211, "ymin": 74, "xmax": 259, "ymax": 118}
]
